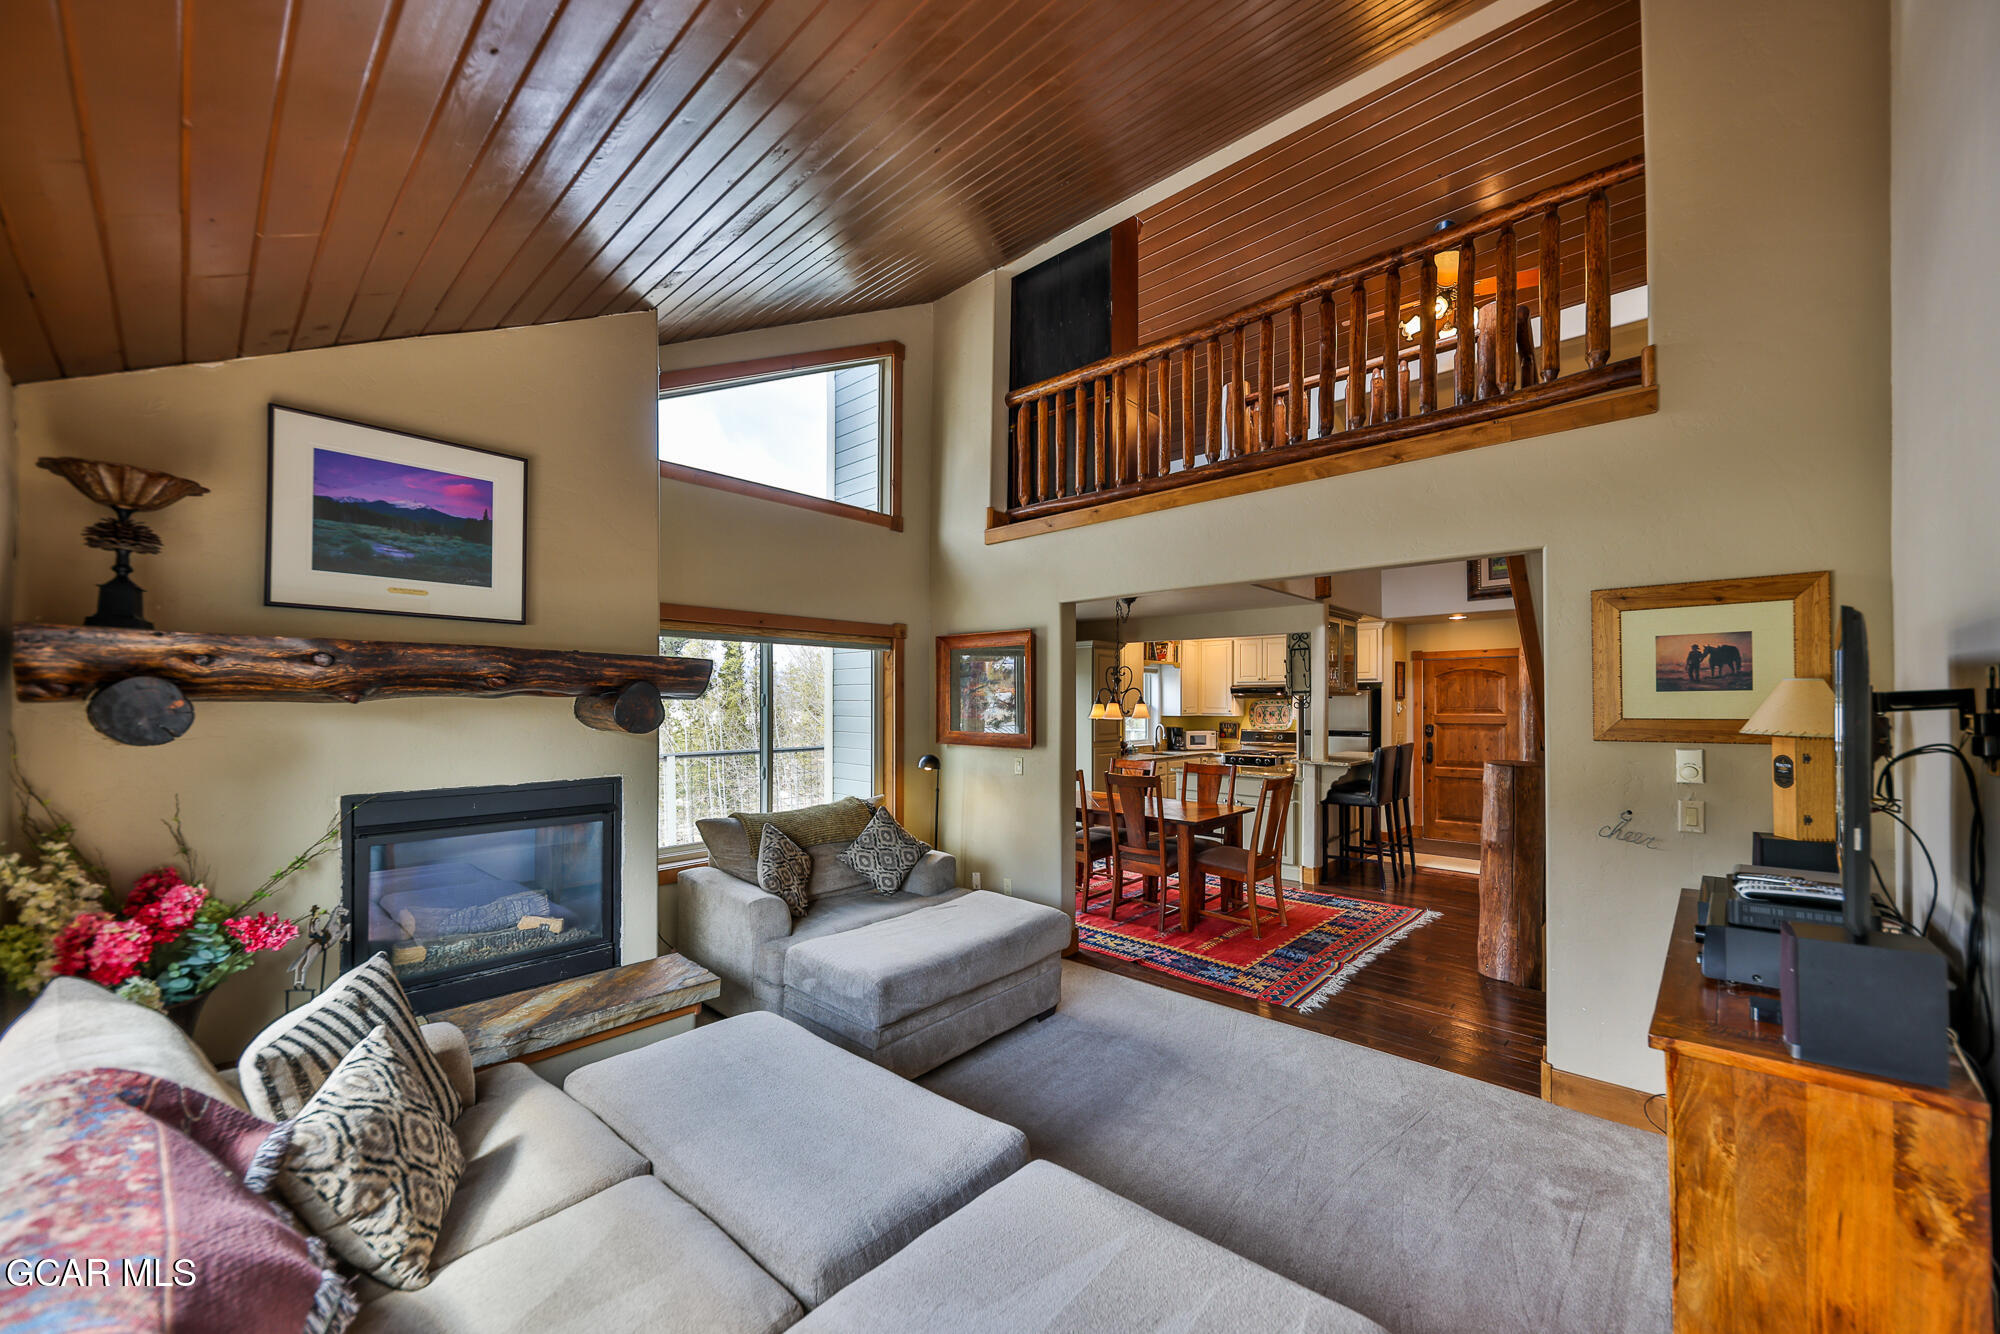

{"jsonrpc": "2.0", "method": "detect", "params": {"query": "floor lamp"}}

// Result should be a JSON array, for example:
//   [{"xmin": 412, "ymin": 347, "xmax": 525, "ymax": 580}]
[{"xmin": 918, "ymin": 753, "xmax": 942, "ymax": 848}]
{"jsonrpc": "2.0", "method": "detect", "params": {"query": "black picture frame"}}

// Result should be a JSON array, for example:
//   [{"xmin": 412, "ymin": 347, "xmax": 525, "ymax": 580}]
[
  {"xmin": 1467, "ymin": 555, "xmax": 1512, "ymax": 601},
  {"xmin": 265, "ymin": 404, "xmax": 529, "ymax": 625}
]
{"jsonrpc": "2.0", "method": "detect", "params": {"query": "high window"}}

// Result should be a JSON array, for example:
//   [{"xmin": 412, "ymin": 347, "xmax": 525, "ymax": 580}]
[
  {"xmin": 657, "ymin": 609, "xmax": 906, "ymax": 857},
  {"xmin": 658, "ymin": 342, "xmax": 903, "ymax": 530}
]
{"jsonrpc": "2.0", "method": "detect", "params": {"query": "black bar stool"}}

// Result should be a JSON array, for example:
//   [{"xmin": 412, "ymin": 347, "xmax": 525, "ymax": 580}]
[{"xmin": 1322, "ymin": 746, "xmax": 1397, "ymax": 887}]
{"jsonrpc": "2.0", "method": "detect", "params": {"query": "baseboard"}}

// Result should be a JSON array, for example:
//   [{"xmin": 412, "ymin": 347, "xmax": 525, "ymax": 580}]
[{"xmin": 1541, "ymin": 1060, "xmax": 1664, "ymax": 1134}]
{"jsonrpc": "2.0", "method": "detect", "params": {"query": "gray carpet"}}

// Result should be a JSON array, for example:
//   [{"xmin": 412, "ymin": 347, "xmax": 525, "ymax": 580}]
[{"xmin": 919, "ymin": 962, "xmax": 1671, "ymax": 1334}]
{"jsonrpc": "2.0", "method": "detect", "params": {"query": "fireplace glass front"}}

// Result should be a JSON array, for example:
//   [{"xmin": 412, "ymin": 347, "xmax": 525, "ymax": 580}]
[{"xmin": 343, "ymin": 778, "xmax": 620, "ymax": 1011}]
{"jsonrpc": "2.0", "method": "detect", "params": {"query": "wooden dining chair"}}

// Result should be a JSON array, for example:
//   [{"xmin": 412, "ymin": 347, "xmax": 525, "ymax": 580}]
[
  {"xmin": 1108, "ymin": 758, "xmax": 1151, "ymax": 779},
  {"xmin": 1074, "ymin": 769, "xmax": 1119, "ymax": 917},
  {"xmin": 1180, "ymin": 760, "xmax": 1237, "ymax": 907},
  {"xmin": 1195, "ymin": 774, "xmax": 1295, "ymax": 939},
  {"xmin": 1106, "ymin": 772, "xmax": 1180, "ymax": 933}
]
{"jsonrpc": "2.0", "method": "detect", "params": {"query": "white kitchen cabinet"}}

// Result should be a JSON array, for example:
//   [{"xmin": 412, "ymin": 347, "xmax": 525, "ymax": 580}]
[
  {"xmin": 1188, "ymin": 639, "xmax": 1238, "ymax": 715},
  {"xmin": 1356, "ymin": 618, "xmax": 1386, "ymax": 683},
  {"xmin": 1231, "ymin": 635, "xmax": 1288, "ymax": 686}
]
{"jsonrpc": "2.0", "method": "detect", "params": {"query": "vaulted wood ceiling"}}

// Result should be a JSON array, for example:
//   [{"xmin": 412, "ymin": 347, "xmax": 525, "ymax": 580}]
[
  {"xmin": 1136, "ymin": 0, "xmax": 1643, "ymax": 342},
  {"xmin": 0, "ymin": 0, "xmax": 1498, "ymax": 382}
]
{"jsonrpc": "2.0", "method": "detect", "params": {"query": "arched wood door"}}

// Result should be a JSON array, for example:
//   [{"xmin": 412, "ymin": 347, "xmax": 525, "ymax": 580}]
[{"xmin": 1414, "ymin": 649, "xmax": 1523, "ymax": 845}]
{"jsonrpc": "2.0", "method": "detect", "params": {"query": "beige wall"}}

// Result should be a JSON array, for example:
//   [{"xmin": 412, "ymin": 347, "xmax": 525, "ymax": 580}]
[
  {"xmin": 656, "ymin": 305, "xmax": 939, "ymax": 879},
  {"xmin": 927, "ymin": 0, "xmax": 1892, "ymax": 1092},
  {"xmin": 11, "ymin": 313, "xmax": 663, "ymax": 1059},
  {"xmin": 1889, "ymin": 0, "xmax": 2000, "ymax": 1083}
]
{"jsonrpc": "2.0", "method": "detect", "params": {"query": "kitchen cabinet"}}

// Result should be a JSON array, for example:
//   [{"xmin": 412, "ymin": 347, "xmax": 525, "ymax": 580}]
[
  {"xmin": 1356, "ymin": 618, "xmax": 1386, "ymax": 683},
  {"xmin": 1180, "ymin": 639, "xmax": 1239, "ymax": 716},
  {"xmin": 1232, "ymin": 635, "xmax": 1288, "ymax": 686}
]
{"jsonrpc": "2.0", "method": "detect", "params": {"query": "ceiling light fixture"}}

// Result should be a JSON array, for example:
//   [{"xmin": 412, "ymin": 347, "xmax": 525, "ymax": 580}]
[
  {"xmin": 1448, "ymin": 613, "xmax": 1468, "ymax": 621},
  {"xmin": 1089, "ymin": 597, "xmax": 1149, "ymax": 722}
]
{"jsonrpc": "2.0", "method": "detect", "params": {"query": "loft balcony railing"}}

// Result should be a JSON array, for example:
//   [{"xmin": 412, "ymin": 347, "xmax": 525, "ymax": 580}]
[{"xmin": 994, "ymin": 157, "xmax": 1654, "ymax": 540}]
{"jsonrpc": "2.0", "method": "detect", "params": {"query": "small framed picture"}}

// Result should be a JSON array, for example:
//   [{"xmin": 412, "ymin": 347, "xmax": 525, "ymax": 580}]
[
  {"xmin": 937, "ymin": 630, "xmax": 1034, "ymax": 748},
  {"xmin": 1393, "ymin": 659, "xmax": 1407, "ymax": 702},
  {"xmin": 1591, "ymin": 571, "xmax": 1831, "ymax": 743},
  {"xmin": 266, "ymin": 406, "xmax": 527, "ymax": 624},
  {"xmin": 1467, "ymin": 555, "xmax": 1512, "ymax": 601}
]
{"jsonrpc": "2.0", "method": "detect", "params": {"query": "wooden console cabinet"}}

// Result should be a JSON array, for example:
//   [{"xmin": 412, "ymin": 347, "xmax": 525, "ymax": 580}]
[{"xmin": 1649, "ymin": 889, "xmax": 1990, "ymax": 1332}]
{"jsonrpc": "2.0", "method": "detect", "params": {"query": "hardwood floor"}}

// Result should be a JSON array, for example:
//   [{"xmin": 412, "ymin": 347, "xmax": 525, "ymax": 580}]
[{"xmin": 1075, "ymin": 864, "xmax": 1547, "ymax": 1097}]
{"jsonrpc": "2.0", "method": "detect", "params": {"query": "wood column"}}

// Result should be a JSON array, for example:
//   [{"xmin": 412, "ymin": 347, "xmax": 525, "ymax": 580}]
[{"xmin": 1478, "ymin": 759, "xmax": 1544, "ymax": 988}]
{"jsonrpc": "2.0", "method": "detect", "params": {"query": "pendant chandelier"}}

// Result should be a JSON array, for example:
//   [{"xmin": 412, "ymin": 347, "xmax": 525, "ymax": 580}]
[{"xmin": 1089, "ymin": 597, "xmax": 1149, "ymax": 722}]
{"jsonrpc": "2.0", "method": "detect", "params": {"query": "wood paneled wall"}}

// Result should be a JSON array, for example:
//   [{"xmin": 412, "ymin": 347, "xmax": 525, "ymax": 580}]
[{"xmin": 1135, "ymin": 0, "xmax": 1645, "ymax": 343}]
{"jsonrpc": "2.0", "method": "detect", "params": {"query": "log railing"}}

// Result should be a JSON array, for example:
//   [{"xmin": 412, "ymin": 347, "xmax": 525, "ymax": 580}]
[{"xmin": 1000, "ymin": 158, "xmax": 1647, "ymax": 526}]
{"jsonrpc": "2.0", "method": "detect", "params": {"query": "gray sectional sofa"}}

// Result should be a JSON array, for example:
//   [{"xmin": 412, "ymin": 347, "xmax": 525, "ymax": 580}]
[
  {"xmin": 679, "ymin": 822, "xmax": 1071, "ymax": 1076},
  {"xmin": 0, "ymin": 977, "xmax": 1388, "ymax": 1333}
]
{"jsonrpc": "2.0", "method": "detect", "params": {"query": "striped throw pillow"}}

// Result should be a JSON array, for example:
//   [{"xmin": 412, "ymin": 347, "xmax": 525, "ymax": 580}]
[{"xmin": 244, "ymin": 952, "xmax": 463, "ymax": 1124}]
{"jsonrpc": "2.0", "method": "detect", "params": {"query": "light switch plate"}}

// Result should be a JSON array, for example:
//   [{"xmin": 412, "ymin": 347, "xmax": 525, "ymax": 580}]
[
  {"xmin": 1675, "ymin": 748, "xmax": 1706, "ymax": 784},
  {"xmin": 1013, "ymin": 757, "xmax": 1024, "ymax": 775},
  {"xmin": 1678, "ymin": 799, "xmax": 1706, "ymax": 834}
]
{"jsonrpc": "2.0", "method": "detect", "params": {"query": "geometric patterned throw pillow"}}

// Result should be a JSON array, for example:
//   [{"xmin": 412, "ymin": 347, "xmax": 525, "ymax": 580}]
[
  {"xmin": 244, "ymin": 951, "xmax": 464, "ymax": 1126},
  {"xmin": 266, "ymin": 1024, "xmax": 465, "ymax": 1291},
  {"xmin": 839, "ymin": 805, "xmax": 931, "ymax": 895},
  {"xmin": 757, "ymin": 824, "xmax": 812, "ymax": 919}
]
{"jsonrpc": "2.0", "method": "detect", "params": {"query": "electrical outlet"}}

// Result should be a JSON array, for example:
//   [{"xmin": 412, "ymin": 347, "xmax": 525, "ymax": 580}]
[
  {"xmin": 1678, "ymin": 799, "xmax": 1706, "ymax": 834},
  {"xmin": 1013, "ymin": 757, "xmax": 1024, "ymax": 775},
  {"xmin": 971, "ymin": 871, "xmax": 982, "ymax": 891},
  {"xmin": 1002, "ymin": 878, "xmax": 1014, "ymax": 895}
]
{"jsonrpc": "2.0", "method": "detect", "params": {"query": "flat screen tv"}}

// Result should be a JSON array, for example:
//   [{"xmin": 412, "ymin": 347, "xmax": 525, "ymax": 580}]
[{"xmin": 1834, "ymin": 605, "xmax": 1875, "ymax": 940}]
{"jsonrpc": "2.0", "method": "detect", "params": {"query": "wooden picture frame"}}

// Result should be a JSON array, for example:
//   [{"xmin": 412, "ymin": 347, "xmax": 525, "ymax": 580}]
[
  {"xmin": 1591, "ymin": 571, "xmax": 1831, "ymax": 743},
  {"xmin": 1393, "ymin": 659, "xmax": 1407, "ymax": 702},
  {"xmin": 937, "ymin": 630, "xmax": 1035, "ymax": 748},
  {"xmin": 1467, "ymin": 555, "xmax": 1513, "ymax": 601}
]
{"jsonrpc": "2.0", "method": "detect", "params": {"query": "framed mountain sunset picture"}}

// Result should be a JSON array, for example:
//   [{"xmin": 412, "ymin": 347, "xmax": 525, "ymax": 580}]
[{"xmin": 266, "ymin": 406, "xmax": 528, "ymax": 623}]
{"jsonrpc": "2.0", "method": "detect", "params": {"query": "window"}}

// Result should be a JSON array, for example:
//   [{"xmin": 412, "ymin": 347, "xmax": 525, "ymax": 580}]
[
  {"xmin": 656, "ymin": 610, "xmax": 905, "ymax": 856},
  {"xmin": 658, "ymin": 342, "xmax": 902, "ymax": 529}
]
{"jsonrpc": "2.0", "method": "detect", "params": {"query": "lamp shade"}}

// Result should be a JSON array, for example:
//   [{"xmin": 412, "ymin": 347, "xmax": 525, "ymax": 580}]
[{"xmin": 1741, "ymin": 677, "xmax": 1836, "ymax": 738}]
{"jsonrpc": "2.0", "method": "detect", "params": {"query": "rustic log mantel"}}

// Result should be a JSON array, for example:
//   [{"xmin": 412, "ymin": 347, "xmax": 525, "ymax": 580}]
[{"xmin": 11, "ymin": 624, "xmax": 712, "ymax": 746}]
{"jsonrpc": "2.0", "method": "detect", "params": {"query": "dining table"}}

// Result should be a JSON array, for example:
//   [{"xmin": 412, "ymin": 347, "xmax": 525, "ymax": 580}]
[{"xmin": 1086, "ymin": 790, "xmax": 1256, "ymax": 931}]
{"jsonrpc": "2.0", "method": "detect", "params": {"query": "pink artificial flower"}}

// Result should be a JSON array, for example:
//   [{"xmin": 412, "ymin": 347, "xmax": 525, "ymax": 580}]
[
  {"xmin": 124, "ymin": 866, "xmax": 186, "ymax": 914},
  {"xmin": 83, "ymin": 919, "xmax": 153, "ymax": 988},
  {"xmin": 49, "ymin": 913, "xmax": 107, "ymax": 978},
  {"xmin": 133, "ymin": 881, "xmax": 208, "ymax": 946},
  {"xmin": 225, "ymin": 913, "xmax": 298, "ymax": 954}
]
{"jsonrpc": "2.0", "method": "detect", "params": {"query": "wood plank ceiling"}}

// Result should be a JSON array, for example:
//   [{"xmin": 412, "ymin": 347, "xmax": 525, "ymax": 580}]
[
  {"xmin": 0, "ymin": 0, "xmax": 1499, "ymax": 383},
  {"xmin": 1135, "ymin": 0, "xmax": 1644, "ymax": 342}
]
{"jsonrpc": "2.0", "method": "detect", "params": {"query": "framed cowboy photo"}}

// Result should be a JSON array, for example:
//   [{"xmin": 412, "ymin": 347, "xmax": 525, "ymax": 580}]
[{"xmin": 1591, "ymin": 570, "xmax": 1831, "ymax": 743}]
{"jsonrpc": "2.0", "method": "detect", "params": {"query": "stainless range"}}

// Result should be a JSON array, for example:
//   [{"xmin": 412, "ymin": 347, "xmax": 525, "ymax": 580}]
[{"xmin": 1223, "ymin": 729, "xmax": 1299, "ymax": 767}]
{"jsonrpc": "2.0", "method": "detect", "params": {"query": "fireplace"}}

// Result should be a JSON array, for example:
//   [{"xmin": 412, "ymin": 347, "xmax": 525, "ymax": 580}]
[{"xmin": 341, "ymin": 778, "xmax": 621, "ymax": 1011}]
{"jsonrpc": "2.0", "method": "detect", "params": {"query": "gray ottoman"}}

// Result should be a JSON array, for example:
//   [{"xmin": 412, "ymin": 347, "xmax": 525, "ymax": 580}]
[
  {"xmin": 779, "ymin": 889, "xmax": 1070, "ymax": 1076},
  {"xmin": 564, "ymin": 1011, "xmax": 1026, "ymax": 1308},
  {"xmin": 793, "ymin": 1161, "xmax": 1390, "ymax": 1333}
]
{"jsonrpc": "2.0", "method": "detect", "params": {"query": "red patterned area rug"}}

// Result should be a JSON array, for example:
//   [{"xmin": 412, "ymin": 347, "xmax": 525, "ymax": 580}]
[{"xmin": 1075, "ymin": 872, "xmax": 1438, "ymax": 1013}]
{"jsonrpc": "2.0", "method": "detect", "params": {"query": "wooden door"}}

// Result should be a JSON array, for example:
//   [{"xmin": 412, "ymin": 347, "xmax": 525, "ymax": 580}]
[{"xmin": 1415, "ymin": 649, "xmax": 1522, "ymax": 844}]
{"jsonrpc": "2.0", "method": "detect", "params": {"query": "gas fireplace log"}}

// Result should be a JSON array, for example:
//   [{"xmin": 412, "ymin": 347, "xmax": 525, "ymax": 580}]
[{"xmin": 573, "ymin": 681, "xmax": 667, "ymax": 734}]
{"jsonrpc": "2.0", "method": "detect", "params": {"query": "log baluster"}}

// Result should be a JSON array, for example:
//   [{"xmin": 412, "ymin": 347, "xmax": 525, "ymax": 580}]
[
  {"xmin": 1453, "ymin": 240, "xmax": 1476, "ymax": 406},
  {"xmin": 1315, "ymin": 294, "xmax": 1335, "ymax": 438},
  {"xmin": 1515, "ymin": 305, "xmax": 1539, "ymax": 383},
  {"xmin": 1149, "ymin": 357, "xmax": 1166, "ymax": 477},
  {"xmin": 1048, "ymin": 396, "xmax": 1064, "ymax": 506},
  {"xmin": 1379, "ymin": 265, "xmax": 1401, "ymax": 421},
  {"xmin": 1230, "ymin": 327, "xmax": 1247, "ymax": 455},
  {"xmin": 1099, "ymin": 379, "xmax": 1115, "ymax": 493},
  {"xmin": 1347, "ymin": 282, "xmax": 1367, "ymax": 428},
  {"xmin": 1179, "ymin": 345, "xmax": 1195, "ymax": 472},
  {"xmin": 1584, "ymin": 189, "xmax": 1610, "ymax": 369},
  {"xmin": 1014, "ymin": 402, "xmax": 1032, "ymax": 506},
  {"xmin": 1417, "ymin": 255, "xmax": 1439, "ymax": 414},
  {"xmin": 1111, "ymin": 369, "xmax": 1127, "ymax": 485},
  {"xmin": 1477, "ymin": 303, "xmax": 1500, "ymax": 400},
  {"xmin": 1205, "ymin": 337, "xmax": 1222, "ymax": 461},
  {"xmin": 1255, "ymin": 315, "xmax": 1275, "ymax": 450},
  {"xmin": 1286, "ymin": 303, "xmax": 1304, "ymax": 445},
  {"xmin": 1540, "ymin": 204, "xmax": 1562, "ymax": 382},
  {"xmin": 1495, "ymin": 226, "xmax": 1517, "ymax": 394}
]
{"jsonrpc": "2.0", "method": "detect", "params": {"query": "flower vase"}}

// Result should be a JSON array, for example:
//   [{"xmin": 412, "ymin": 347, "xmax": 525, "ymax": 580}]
[{"xmin": 166, "ymin": 990, "xmax": 210, "ymax": 1038}]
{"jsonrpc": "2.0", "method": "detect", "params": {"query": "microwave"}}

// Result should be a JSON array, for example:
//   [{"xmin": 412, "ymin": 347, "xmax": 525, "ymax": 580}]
[{"xmin": 1184, "ymin": 730, "xmax": 1220, "ymax": 751}]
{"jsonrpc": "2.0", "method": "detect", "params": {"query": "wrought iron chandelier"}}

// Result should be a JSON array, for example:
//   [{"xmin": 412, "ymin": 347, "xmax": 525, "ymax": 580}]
[{"xmin": 1088, "ymin": 597, "xmax": 1149, "ymax": 722}]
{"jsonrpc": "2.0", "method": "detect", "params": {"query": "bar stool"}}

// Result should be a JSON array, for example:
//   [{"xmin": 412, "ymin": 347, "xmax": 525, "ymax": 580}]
[
  {"xmin": 1391, "ymin": 741, "xmax": 1417, "ymax": 878},
  {"xmin": 1323, "ymin": 747, "xmax": 1396, "ymax": 887}
]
